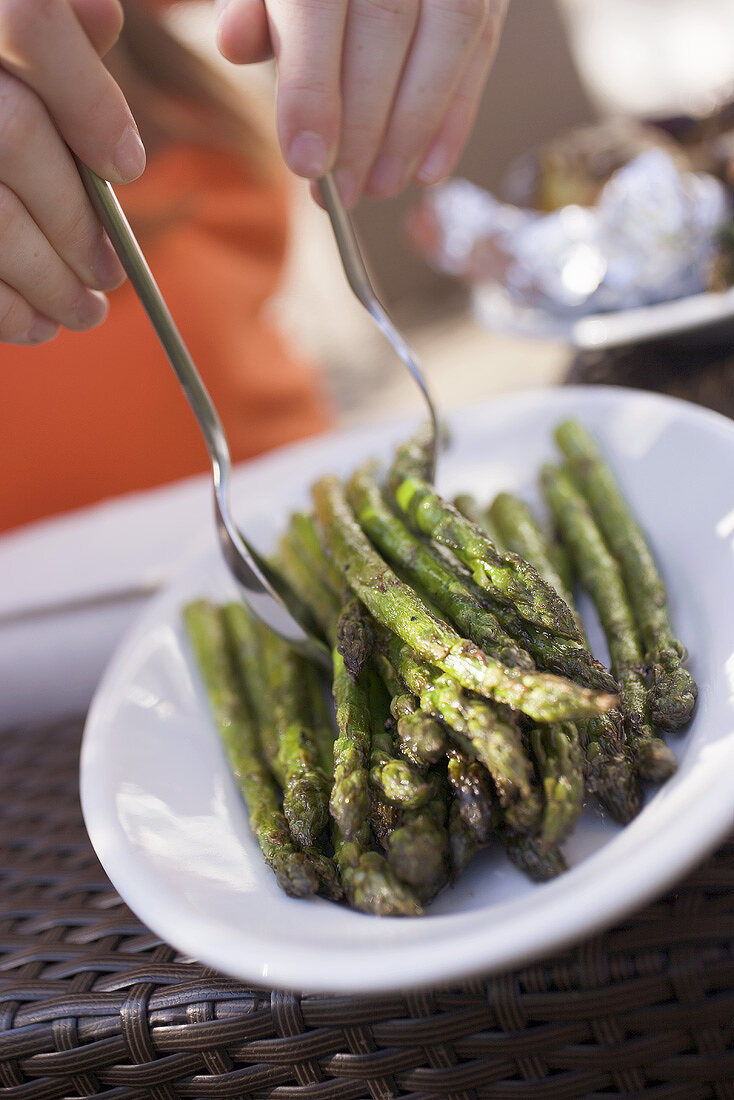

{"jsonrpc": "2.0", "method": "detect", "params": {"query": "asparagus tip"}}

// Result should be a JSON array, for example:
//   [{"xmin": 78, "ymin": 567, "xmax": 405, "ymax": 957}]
[
  {"xmin": 634, "ymin": 737, "xmax": 678, "ymax": 783},
  {"xmin": 283, "ymin": 776, "xmax": 330, "ymax": 848},
  {"xmin": 275, "ymin": 853, "xmax": 320, "ymax": 898},
  {"xmin": 648, "ymin": 664, "xmax": 697, "ymax": 730},
  {"xmin": 348, "ymin": 852, "xmax": 423, "ymax": 916}
]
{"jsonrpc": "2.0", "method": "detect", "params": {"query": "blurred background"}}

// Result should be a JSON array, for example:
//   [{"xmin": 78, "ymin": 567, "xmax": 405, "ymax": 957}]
[
  {"xmin": 171, "ymin": 0, "xmax": 734, "ymax": 423},
  {"xmin": 6, "ymin": 0, "xmax": 734, "ymax": 723}
]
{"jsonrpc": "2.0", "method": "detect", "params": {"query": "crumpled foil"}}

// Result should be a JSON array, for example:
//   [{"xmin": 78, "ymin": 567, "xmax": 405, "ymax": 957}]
[{"xmin": 408, "ymin": 149, "xmax": 730, "ymax": 336}]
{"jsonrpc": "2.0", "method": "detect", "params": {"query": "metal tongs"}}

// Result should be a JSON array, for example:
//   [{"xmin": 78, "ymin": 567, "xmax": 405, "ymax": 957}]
[{"xmin": 78, "ymin": 163, "xmax": 439, "ymax": 663}]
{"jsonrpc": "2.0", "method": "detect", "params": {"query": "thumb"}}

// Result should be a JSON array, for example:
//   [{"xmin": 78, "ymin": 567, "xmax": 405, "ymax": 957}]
[
  {"xmin": 217, "ymin": 0, "xmax": 273, "ymax": 65},
  {"xmin": 69, "ymin": 0, "xmax": 124, "ymax": 57}
]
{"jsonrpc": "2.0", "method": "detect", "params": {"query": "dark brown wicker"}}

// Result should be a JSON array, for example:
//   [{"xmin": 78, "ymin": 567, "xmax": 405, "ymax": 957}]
[
  {"xmin": 565, "ymin": 342, "xmax": 734, "ymax": 422},
  {"xmin": 1, "ymin": 720, "xmax": 733, "ymax": 1099}
]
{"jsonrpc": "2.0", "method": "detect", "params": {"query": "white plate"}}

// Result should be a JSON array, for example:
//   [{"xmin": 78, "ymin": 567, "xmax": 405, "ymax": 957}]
[
  {"xmin": 571, "ymin": 286, "xmax": 734, "ymax": 350},
  {"xmin": 472, "ymin": 283, "xmax": 734, "ymax": 350},
  {"xmin": 81, "ymin": 386, "xmax": 734, "ymax": 994}
]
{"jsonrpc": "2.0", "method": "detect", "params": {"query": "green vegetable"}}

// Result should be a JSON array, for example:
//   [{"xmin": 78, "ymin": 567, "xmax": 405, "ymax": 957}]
[
  {"xmin": 334, "ymin": 824, "xmax": 422, "ymax": 916},
  {"xmin": 555, "ymin": 419, "xmax": 696, "ymax": 730},
  {"xmin": 348, "ymin": 462, "xmax": 534, "ymax": 669},
  {"xmin": 386, "ymin": 793, "xmax": 450, "ymax": 903},
  {"xmin": 330, "ymin": 618, "xmax": 372, "ymax": 840},
  {"xmin": 314, "ymin": 475, "xmax": 617, "ymax": 722},
  {"xmin": 489, "ymin": 492, "xmax": 580, "ymax": 629},
  {"xmin": 530, "ymin": 722, "xmax": 584, "ymax": 845},
  {"xmin": 183, "ymin": 600, "xmax": 320, "ymax": 897},
  {"xmin": 391, "ymin": 472, "xmax": 582, "ymax": 641},
  {"xmin": 541, "ymin": 463, "xmax": 677, "ymax": 783},
  {"xmin": 446, "ymin": 747, "xmax": 497, "ymax": 844}
]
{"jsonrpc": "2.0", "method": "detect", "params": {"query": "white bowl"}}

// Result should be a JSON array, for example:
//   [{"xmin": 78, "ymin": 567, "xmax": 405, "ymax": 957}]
[{"xmin": 81, "ymin": 386, "xmax": 734, "ymax": 993}]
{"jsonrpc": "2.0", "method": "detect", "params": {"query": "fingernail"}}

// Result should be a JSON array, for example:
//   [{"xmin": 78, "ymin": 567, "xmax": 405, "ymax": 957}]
[
  {"xmin": 113, "ymin": 125, "xmax": 146, "ymax": 182},
  {"xmin": 288, "ymin": 131, "xmax": 329, "ymax": 178},
  {"xmin": 27, "ymin": 316, "xmax": 58, "ymax": 344},
  {"xmin": 415, "ymin": 141, "xmax": 451, "ymax": 186},
  {"xmin": 334, "ymin": 168, "xmax": 358, "ymax": 210},
  {"xmin": 76, "ymin": 290, "xmax": 109, "ymax": 328},
  {"xmin": 367, "ymin": 155, "xmax": 405, "ymax": 197},
  {"xmin": 93, "ymin": 234, "xmax": 125, "ymax": 289},
  {"xmin": 215, "ymin": 0, "xmax": 232, "ymax": 13}
]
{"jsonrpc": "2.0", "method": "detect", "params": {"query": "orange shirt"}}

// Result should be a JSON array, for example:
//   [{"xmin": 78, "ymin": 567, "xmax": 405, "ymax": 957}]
[{"xmin": 1, "ymin": 145, "xmax": 331, "ymax": 533}]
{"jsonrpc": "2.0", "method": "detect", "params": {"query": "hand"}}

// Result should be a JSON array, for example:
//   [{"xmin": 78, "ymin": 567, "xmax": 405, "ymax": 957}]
[
  {"xmin": 0, "ymin": 0, "xmax": 143, "ymax": 345},
  {"xmin": 217, "ymin": 0, "xmax": 508, "ymax": 209}
]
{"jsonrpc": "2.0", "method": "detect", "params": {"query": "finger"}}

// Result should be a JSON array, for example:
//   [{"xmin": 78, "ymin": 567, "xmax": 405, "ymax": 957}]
[
  {"xmin": 414, "ymin": 0, "xmax": 507, "ymax": 186},
  {"xmin": 0, "ymin": 281, "xmax": 59, "ymax": 345},
  {"xmin": 69, "ymin": 0, "xmax": 124, "ymax": 56},
  {"xmin": 365, "ymin": 0, "xmax": 487, "ymax": 198},
  {"xmin": 308, "ymin": 179, "xmax": 326, "ymax": 210},
  {"xmin": 0, "ymin": 0, "xmax": 145, "ymax": 184},
  {"xmin": 266, "ymin": 0, "xmax": 348, "ymax": 178},
  {"xmin": 333, "ymin": 0, "xmax": 420, "ymax": 209},
  {"xmin": 0, "ymin": 182, "xmax": 109, "ymax": 330},
  {"xmin": 216, "ymin": 0, "xmax": 272, "ymax": 64},
  {"xmin": 0, "ymin": 72, "xmax": 125, "ymax": 290}
]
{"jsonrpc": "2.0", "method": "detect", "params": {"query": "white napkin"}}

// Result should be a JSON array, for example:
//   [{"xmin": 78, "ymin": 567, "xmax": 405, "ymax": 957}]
[{"xmin": 0, "ymin": 471, "xmax": 214, "ymax": 728}]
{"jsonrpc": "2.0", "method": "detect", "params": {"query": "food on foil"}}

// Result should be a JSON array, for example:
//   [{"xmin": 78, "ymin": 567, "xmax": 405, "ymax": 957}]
[
  {"xmin": 409, "ymin": 119, "xmax": 732, "ymax": 334},
  {"xmin": 183, "ymin": 423, "xmax": 695, "ymax": 915},
  {"xmin": 502, "ymin": 118, "xmax": 687, "ymax": 212}
]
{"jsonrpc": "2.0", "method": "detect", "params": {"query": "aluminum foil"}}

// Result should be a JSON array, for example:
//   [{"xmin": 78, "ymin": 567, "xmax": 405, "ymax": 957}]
[{"xmin": 409, "ymin": 149, "xmax": 730, "ymax": 336}]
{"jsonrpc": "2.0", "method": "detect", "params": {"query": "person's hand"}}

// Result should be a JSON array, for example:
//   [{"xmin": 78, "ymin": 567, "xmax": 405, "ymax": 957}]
[
  {"xmin": 217, "ymin": 0, "xmax": 508, "ymax": 209},
  {"xmin": 0, "ymin": 0, "xmax": 142, "ymax": 345}
]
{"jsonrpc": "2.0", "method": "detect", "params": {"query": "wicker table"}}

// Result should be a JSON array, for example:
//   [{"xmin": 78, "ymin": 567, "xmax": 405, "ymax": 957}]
[{"xmin": 0, "ymin": 718, "xmax": 732, "ymax": 1100}]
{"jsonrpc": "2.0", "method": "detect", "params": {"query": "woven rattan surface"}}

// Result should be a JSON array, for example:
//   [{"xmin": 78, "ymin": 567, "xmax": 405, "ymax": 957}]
[{"xmin": 0, "ymin": 721, "xmax": 732, "ymax": 1099}]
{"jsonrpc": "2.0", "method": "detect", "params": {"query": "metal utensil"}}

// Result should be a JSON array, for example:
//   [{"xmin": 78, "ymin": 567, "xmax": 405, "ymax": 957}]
[
  {"xmin": 318, "ymin": 174, "xmax": 439, "ymax": 480},
  {"xmin": 77, "ymin": 161, "xmax": 328, "ymax": 663}
]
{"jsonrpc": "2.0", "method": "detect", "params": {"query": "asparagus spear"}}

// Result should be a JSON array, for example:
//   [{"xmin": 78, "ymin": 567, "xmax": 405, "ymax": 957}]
[
  {"xmin": 313, "ymin": 476, "xmax": 617, "ymax": 722},
  {"xmin": 279, "ymin": 538, "xmax": 383, "ymax": 819},
  {"xmin": 386, "ymin": 793, "xmax": 450, "ymax": 903},
  {"xmin": 387, "ymin": 422, "xmax": 437, "ymax": 488},
  {"xmin": 489, "ymin": 492, "xmax": 580, "ymax": 628},
  {"xmin": 541, "ymin": 464, "xmax": 677, "ymax": 782},
  {"xmin": 262, "ymin": 632, "xmax": 330, "ymax": 848},
  {"xmin": 384, "ymin": 633, "xmax": 541, "ymax": 830},
  {"xmin": 446, "ymin": 748, "xmax": 497, "ymax": 844},
  {"xmin": 390, "ymin": 472, "xmax": 582, "ymax": 642},
  {"xmin": 334, "ymin": 824, "xmax": 422, "ymax": 916},
  {"xmin": 183, "ymin": 601, "xmax": 319, "ymax": 897},
  {"xmin": 502, "ymin": 832, "xmax": 567, "ymax": 882},
  {"xmin": 330, "ymin": 638, "xmax": 371, "ymax": 840},
  {"xmin": 453, "ymin": 493, "xmax": 487, "ymax": 528},
  {"xmin": 555, "ymin": 419, "xmax": 696, "ymax": 729},
  {"xmin": 336, "ymin": 592, "xmax": 374, "ymax": 679},
  {"xmin": 453, "ymin": 512, "xmax": 604, "ymax": 685},
  {"xmin": 582, "ymin": 712, "xmax": 642, "ymax": 824},
  {"xmin": 393, "ymin": 692, "xmax": 448, "ymax": 767},
  {"xmin": 374, "ymin": 651, "xmax": 448, "ymax": 766},
  {"xmin": 547, "ymin": 537, "xmax": 575, "ymax": 601},
  {"xmin": 223, "ymin": 603, "xmax": 343, "ymax": 893},
  {"xmin": 481, "ymin": 602, "xmax": 616, "ymax": 691},
  {"xmin": 530, "ymin": 722, "xmax": 584, "ymax": 846},
  {"xmin": 288, "ymin": 511, "xmax": 345, "ymax": 597},
  {"xmin": 368, "ymin": 787, "xmax": 401, "ymax": 849},
  {"xmin": 301, "ymin": 846, "xmax": 343, "ymax": 900},
  {"xmin": 486, "ymin": 486, "xmax": 574, "ymax": 597},
  {"xmin": 305, "ymin": 662, "xmax": 335, "ymax": 779},
  {"xmin": 348, "ymin": 463, "xmax": 533, "ymax": 669},
  {"xmin": 448, "ymin": 799, "xmax": 479, "ymax": 878},
  {"xmin": 480, "ymin": 498, "xmax": 638, "ymax": 821},
  {"xmin": 277, "ymin": 531, "xmax": 340, "ymax": 639},
  {"xmin": 223, "ymin": 603, "xmax": 285, "ymax": 785},
  {"xmin": 368, "ymin": 670, "xmax": 436, "ymax": 808},
  {"xmin": 447, "ymin": 525, "xmax": 614, "ymax": 689}
]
